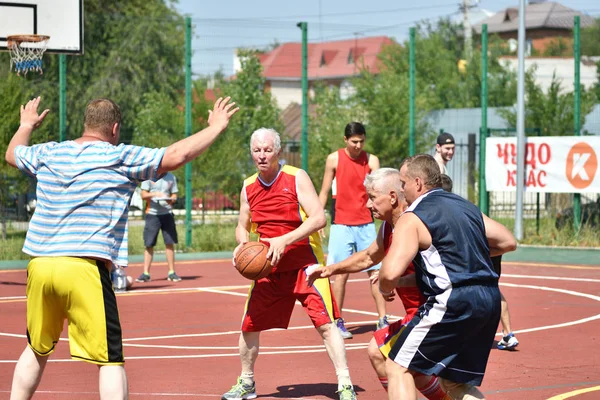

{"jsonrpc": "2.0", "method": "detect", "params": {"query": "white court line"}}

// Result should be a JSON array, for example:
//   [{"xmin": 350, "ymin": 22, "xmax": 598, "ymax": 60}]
[
  {"xmin": 124, "ymin": 342, "xmax": 368, "ymax": 350},
  {"xmin": 0, "ymin": 344, "xmax": 371, "ymax": 363},
  {"xmin": 502, "ymin": 274, "xmax": 600, "ymax": 283},
  {"xmin": 0, "ymin": 390, "xmax": 307, "ymax": 399}
]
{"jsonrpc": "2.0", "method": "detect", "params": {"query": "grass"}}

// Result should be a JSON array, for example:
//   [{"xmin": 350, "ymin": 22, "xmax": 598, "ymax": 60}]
[{"xmin": 1, "ymin": 216, "xmax": 598, "ymax": 261}]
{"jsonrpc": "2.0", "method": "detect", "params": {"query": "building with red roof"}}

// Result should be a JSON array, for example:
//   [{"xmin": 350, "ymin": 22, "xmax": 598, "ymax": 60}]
[{"xmin": 235, "ymin": 35, "xmax": 394, "ymax": 110}]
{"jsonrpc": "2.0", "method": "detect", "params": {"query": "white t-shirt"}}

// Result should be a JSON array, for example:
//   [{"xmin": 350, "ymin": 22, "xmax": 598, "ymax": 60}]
[{"xmin": 141, "ymin": 172, "xmax": 179, "ymax": 215}]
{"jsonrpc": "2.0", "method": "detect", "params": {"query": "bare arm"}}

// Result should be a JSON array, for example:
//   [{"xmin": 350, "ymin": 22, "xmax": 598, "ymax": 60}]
[
  {"xmin": 5, "ymin": 97, "xmax": 50, "ymax": 168},
  {"xmin": 262, "ymin": 169, "xmax": 326, "ymax": 266},
  {"xmin": 368, "ymin": 153, "xmax": 380, "ymax": 172},
  {"xmin": 232, "ymin": 187, "xmax": 252, "ymax": 265},
  {"xmin": 307, "ymin": 224, "xmax": 386, "ymax": 286},
  {"xmin": 318, "ymin": 152, "xmax": 337, "ymax": 208},
  {"xmin": 379, "ymin": 213, "xmax": 423, "ymax": 296},
  {"xmin": 482, "ymin": 214, "xmax": 517, "ymax": 256},
  {"xmin": 157, "ymin": 97, "xmax": 239, "ymax": 175}
]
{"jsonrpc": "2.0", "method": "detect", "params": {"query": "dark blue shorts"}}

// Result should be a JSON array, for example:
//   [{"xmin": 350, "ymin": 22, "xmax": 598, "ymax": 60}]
[
  {"xmin": 143, "ymin": 213, "xmax": 178, "ymax": 247},
  {"xmin": 387, "ymin": 284, "xmax": 501, "ymax": 386}
]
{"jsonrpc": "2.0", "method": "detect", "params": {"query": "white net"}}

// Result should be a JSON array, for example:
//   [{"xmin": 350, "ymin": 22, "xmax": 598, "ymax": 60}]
[{"xmin": 8, "ymin": 35, "xmax": 50, "ymax": 76}]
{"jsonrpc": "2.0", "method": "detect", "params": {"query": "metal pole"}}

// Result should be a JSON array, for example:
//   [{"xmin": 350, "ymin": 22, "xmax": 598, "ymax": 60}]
[
  {"xmin": 409, "ymin": 27, "xmax": 416, "ymax": 156},
  {"xmin": 59, "ymin": 54, "xmax": 67, "ymax": 142},
  {"xmin": 479, "ymin": 24, "xmax": 488, "ymax": 213},
  {"xmin": 297, "ymin": 22, "xmax": 309, "ymax": 171},
  {"xmin": 514, "ymin": 0, "xmax": 526, "ymax": 241},
  {"xmin": 573, "ymin": 15, "xmax": 581, "ymax": 232},
  {"xmin": 184, "ymin": 16, "xmax": 193, "ymax": 247}
]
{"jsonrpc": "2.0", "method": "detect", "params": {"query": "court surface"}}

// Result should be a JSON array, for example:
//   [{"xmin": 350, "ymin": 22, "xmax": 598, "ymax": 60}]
[{"xmin": 1, "ymin": 258, "xmax": 600, "ymax": 399}]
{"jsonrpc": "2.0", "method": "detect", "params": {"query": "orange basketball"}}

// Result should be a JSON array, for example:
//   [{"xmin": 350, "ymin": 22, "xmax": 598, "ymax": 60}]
[{"xmin": 234, "ymin": 241, "xmax": 272, "ymax": 280}]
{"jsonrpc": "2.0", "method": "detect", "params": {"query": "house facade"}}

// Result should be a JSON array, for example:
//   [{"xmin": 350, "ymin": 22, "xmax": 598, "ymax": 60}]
[{"xmin": 474, "ymin": 1, "xmax": 595, "ymax": 55}]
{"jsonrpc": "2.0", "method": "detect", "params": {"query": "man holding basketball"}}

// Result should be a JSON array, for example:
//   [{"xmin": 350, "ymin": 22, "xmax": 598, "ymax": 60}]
[
  {"xmin": 6, "ymin": 96, "xmax": 238, "ymax": 400},
  {"xmin": 223, "ymin": 128, "xmax": 356, "ymax": 400}
]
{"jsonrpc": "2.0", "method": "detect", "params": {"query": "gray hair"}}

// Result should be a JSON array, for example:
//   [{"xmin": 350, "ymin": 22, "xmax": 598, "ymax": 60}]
[
  {"xmin": 364, "ymin": 168, "xmax": 402, "ymax": 194},
  {"xmin": 250, "ymin": 128, "xmax": 282, "ymax": 153}
]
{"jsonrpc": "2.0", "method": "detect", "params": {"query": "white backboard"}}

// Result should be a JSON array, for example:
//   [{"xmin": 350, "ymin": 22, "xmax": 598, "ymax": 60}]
[{"xmin": 0, "ymin": 0, "xmax": 83, "ymax": 54}]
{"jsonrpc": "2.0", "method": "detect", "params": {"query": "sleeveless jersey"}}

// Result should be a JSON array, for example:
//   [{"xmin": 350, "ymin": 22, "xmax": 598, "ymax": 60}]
[
  {"xmin": 331, "ymin": 149, "xmax": 373, "ymax": 225},
  {"xmin": 243, "ymin": 165, "xmax": 324, "ymax": 273},
  {"xmin": 406, "ymin": 189, "xmax": 499, "ymax": 298},
  {"xmin": 381, "ymin": 221, "xmax": 425, "ymax": 322}
]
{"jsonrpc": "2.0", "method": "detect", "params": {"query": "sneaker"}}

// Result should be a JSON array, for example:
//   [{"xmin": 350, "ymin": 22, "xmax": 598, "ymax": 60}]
[
  {"xmin": 336, "ymin": 318, "xmax": 353, "ymax": 339},
  {"xmin": 497, "ymin": 332, "xmax": 519, "ymax": 350},
  {"xmin": 376, "ymin": 316, "xmax": 390, "ymax": 330},
  {"xmin": 336, "ymin": 385, "xmax": 357, "ymax": 400},
  {"xmin": 221, "ymin": 377, "xmax": 257, "ymax": 400},
  {"xmin": 167, "ymin": 272, "xmax": 182, "ymax": 282},
  {"xmin": 135, "ymin": 273, "xmax": 151, "ymax": 283}
]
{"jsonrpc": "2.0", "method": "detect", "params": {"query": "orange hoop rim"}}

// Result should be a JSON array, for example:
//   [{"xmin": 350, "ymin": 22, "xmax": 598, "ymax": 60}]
[{"xmin": 7, "ymin": 34, "xmax": 50, "ymax": 46}]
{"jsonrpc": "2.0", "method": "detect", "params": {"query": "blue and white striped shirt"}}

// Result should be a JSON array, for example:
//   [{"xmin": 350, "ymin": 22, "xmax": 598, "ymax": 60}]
[{"xmin": 15, "ymin": 140, "xmax": 166, "ymax": 266}]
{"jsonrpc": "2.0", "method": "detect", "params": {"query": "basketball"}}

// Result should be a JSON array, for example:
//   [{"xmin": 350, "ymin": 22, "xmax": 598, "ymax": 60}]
[{"xmin": 234, "ymin": 241, "xmax": 272, "ymax": 280}]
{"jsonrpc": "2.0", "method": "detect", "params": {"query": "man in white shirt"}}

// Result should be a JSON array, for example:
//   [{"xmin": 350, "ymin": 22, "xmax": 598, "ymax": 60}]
[{"xmin": 434, "ymin": 132, "xmax": 455, "ymax": 174}]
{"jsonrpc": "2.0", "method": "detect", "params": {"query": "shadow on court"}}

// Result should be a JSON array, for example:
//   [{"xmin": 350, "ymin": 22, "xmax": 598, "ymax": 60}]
[
  {"xmin": 260, "ymin": 383, "xmax": 366, "ymax": 399},
  {"xmin": 0, "ymin": 280, "xmax": 26, "ymax": 286}
]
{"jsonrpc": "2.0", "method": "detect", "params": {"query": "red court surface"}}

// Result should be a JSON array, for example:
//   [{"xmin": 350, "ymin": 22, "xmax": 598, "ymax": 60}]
[{"xmin": 1, "ymin": 259, "xmax": 600, "ymax": 399}]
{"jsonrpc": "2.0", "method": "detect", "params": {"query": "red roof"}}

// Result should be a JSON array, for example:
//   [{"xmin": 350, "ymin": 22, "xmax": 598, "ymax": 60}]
[{"xmin": 259, "ymin": 36, "xmax": 394, "ymax": 80}]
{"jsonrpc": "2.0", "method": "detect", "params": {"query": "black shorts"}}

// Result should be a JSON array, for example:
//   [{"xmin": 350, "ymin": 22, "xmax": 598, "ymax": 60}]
[
  {"xmin": 491, "ymin": 255, "xmax": 502, "ymax": 276},
  {"xmin": 143, "ymin": 213, "xmax": 178, "ymax": 247}
]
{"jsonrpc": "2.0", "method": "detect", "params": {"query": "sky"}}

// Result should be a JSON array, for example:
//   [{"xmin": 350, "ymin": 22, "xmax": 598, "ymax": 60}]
[{"xmin": 174, "ymin": 0, "xmax": 600, "ymax": 77}]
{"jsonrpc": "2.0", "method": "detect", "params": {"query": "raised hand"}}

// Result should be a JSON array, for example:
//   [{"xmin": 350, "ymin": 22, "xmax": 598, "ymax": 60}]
[
  {"xmin": 20, "ymin": 96, "xmax": 50, "ymax": 129},
  {"xmin": 208, "ymin": 97, "xmax": 239, "ymax": 132}
]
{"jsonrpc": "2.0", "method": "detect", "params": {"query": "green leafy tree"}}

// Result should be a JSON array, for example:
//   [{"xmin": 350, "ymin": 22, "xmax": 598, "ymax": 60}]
[
  {"xmin": 498, "ymin": 66, "xmax": 596, "ymax": 135},
  {"xmin": 189, "ymin": 49, "xmax": 282, "ymax": 201},
  {"xmin": 581, "ymin": 18, "xmax": 600, "ymax": 56}
]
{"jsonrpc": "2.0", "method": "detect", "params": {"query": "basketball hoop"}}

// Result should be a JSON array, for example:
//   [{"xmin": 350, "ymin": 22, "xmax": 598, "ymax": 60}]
[{"xmin": 7, "ymin": 35, "xmax": 50, "ymax": 76}]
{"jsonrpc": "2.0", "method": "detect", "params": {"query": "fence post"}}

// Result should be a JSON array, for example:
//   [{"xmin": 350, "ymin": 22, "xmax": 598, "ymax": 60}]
[
  {"xmin": 468, "ymin": 133, "xmax": 476, "ymax": 202},
  {"xmin": 479, "ymin": 24, "xmax": 488, "ymax": 214},
  {"xmin": 297, "ymin": 22, "xmax": 309, "ymax": 171},
  {"xmin": 409, "ymin": 27, "xmax": 416, "ymax": 156},
  {"xmin": 59, "ymin": 54, "xmax": 67, "ymax": 142},
  {"xmin": 184, "ymin": 16, "xmax": 193, "ymax": 247},
  {"xmin": 573, "ymin": 15, "xmax": 581, "ymax": 232}
]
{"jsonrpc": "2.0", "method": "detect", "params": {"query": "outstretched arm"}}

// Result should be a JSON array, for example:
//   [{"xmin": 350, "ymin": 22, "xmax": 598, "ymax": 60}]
[
  {"xmin": 5, "ymin": 96, "xmax": 50, "ymax": 168},
  {"xmin": 307, "ymin": 226, "xmax": 385, "ymax": 286},
  {"xmin": 158, "ymin": 97, "xmax": 239, "ymax": 175}
]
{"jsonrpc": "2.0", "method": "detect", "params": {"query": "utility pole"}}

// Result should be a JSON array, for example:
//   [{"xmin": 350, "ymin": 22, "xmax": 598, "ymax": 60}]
[{"xmin": 462, "ymin": 0, "xmax": 473, "ymax": 59}]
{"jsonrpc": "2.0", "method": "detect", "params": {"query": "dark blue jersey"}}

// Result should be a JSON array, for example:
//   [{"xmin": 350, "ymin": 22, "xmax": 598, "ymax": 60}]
[{"xmin": 406, "ymin": 189, "xmax": 498, "ymax": 297}]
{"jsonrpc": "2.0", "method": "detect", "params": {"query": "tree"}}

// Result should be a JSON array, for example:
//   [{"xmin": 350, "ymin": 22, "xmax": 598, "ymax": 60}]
[
  {"xmin": 581, "ymin": 18, "xmax": 600, "ymax": 56},
  {"xmin": 189, "ymin": 49, "xmax": 282, "ymax": 199},
  {"xmin": 498, "ymin": 66, "xmax": 596, "ymax": 135},
  {"xmin": 306, "ymin": 18, "xmax": 519, "ymax": 178}
]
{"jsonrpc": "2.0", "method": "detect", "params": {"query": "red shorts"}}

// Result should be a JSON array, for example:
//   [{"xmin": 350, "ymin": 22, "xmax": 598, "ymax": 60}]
[
  {"xmin": 241, "ymin": 268, "xmax": 340, "ymax": 332},
  {"xmin": 374, "ymin": 286, "xmax": 422, "ymax": 359}
]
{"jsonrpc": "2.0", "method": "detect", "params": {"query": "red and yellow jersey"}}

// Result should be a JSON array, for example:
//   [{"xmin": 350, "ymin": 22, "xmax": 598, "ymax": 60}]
[
  {"xmin": 331, "ymin": 149, "xmax": 373, "ymax": 225},
  {"xmin": 381, "ymin": 221, "xmax": 425, "ymax": 323},
  {"xmin": 243, "ymin": 165, "xmax": 324, "ymax": 273}
]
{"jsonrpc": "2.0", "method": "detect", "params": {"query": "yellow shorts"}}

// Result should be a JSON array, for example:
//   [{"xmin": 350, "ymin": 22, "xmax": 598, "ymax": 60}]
[{"xmin": 26, "ymin": 257, "xmax": 124, "ymax": 365}]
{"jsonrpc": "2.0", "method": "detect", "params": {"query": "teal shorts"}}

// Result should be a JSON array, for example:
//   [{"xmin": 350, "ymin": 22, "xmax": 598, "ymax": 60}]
[{"xmin": 326, "ymin": 223, "xmax": 380, "ymax": 271}]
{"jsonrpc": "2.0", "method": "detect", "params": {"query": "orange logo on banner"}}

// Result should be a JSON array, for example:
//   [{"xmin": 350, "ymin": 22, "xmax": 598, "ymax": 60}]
[{"xmin": 565, "ymin": 142, "xmax": 598, "ymax": 189}]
